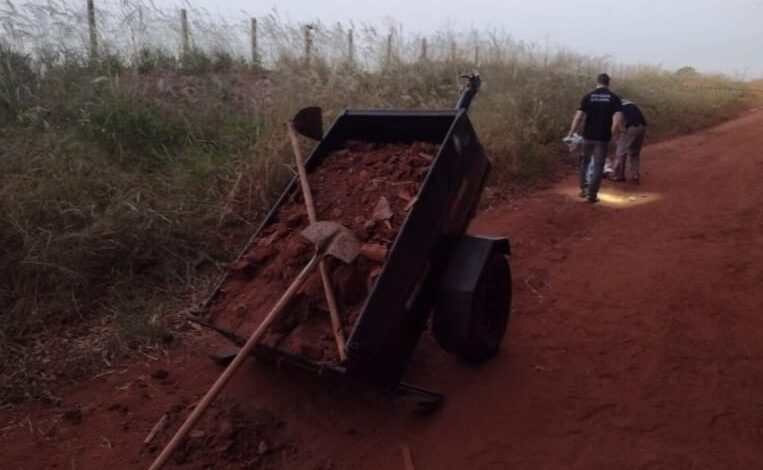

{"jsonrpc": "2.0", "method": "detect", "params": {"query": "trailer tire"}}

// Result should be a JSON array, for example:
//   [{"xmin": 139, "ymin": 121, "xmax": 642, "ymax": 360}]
[{"xmin": 434, "ymin": 248, "xmax": 511, "ymax": 362}]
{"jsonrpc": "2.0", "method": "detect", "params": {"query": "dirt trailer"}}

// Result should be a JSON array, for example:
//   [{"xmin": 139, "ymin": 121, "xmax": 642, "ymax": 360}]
[{"xmin": 194, "ymin": 74, "xmax": 512, "ymax": 406}]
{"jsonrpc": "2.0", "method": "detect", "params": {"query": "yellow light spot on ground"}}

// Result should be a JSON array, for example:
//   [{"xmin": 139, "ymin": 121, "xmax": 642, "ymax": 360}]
[{"xmin": 557, "ymin": 187, "xmax": 662, "ymax": 207}]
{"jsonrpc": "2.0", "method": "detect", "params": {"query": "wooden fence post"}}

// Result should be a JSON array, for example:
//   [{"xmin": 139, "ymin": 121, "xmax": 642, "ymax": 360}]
[
  {"xmin": 304, "ymin": 24, "xmax": 313, "ymax": 66},
  {"xmin": 420, "ymin": 37, "xmax": 427, "ymax": 61},
  {"xmin": 250, "ymin": 18, "xmax": 259, "ymax": 66},
  {"xmin": 385, "ymin": 32, "xmax": 392, "ymax": 66},
  {"xmin": 87, "ymin": 0, "xmax": 97, "ymax": 59},
  {"xmin": 180, "ymin": 9, "xmax": 190, "ymax": 57},
  {"xmin": 347, "ymin": 28, "xmax": 354, "ymax": 64}
]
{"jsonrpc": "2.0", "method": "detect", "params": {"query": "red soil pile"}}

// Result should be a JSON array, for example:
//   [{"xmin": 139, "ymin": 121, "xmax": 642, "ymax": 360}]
[
  {"xmin": 207, "ymin": 140, "xmax": 438, "ymax": 363},
  {"xmin": 148, "ymin": 401, "xmax": 293, "ymax": 469}
]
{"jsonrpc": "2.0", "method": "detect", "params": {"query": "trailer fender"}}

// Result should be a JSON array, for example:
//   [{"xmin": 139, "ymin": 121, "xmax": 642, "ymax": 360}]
[{"xmin": 433, "ymin": 235, "xmax": 512, "ymax": 361}]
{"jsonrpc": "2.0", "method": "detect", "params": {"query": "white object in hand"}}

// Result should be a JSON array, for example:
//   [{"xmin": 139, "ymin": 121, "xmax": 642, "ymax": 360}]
[{"xmin": 562, "ymin": 132, "xmax": 583, "ymax": 152}]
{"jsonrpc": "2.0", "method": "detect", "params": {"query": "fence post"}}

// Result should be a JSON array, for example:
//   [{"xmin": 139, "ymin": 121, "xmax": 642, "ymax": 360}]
[
  {"xmin": 385, "ymin": 32, "xmax": 393, "ymax": 66},
  {"xmin": 87, "ymin": 0, "xmax": 97, "ymax": 60},
  {"xmin": 304, "ymin": 24, "xmax": 313, "ymax": 66},
  {"xmin": 347, "ymin": 28, "xmax": 354, "ymax": 64},
  {"xmin": 250, "ymin": 18, "xmax": 259, "ymax": 66},
  {"xmin": 474, "ymin": 44, "xmax": 480, "ymax": 66},
  {"xmin": 450, "ymin": 40, "xmax": 457, "ymax": 64},
  {"xmin": 420, "ymin": 37, "xmax": 427, "ymax": 61},
  {"xmin": 180, "ymin": 9, "xmax": 190, "ymax": 57}
]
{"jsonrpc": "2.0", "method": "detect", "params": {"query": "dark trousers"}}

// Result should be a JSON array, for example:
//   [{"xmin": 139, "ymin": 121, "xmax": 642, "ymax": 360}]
[{"xmin": 614, "ymin": 126, "xmax": 646, "ymax": 179}]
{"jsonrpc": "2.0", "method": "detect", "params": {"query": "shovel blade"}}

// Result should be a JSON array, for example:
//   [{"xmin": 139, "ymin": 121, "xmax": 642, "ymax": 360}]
[
  {"xmin": 301, "ymin": 221, "xmax": 361, "ymax": 264},
  {"xmin": 292, "ymin": 106, "xmax": 323, "ymax": 141}
]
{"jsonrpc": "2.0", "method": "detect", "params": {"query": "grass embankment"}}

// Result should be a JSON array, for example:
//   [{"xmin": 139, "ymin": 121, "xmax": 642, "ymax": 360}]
[{"xmin": 0, "ymin": 19, "xmax": 754, "ymax": 405}]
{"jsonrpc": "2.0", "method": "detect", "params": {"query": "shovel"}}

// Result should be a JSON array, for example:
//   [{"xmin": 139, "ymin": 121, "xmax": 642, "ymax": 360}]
[
  {"xmin": 287, "ymin": 107, "xmax": 351, "ymax": 363},
  {"xmin": 148, "ymin": 221, "xmax": 360, "ymax": 470}
]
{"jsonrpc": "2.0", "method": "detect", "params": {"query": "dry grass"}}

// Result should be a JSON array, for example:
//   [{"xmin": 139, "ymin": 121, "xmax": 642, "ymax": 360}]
[{"xmin": 0, "ymin": 1, "xmax": 756, "ymax": 405}]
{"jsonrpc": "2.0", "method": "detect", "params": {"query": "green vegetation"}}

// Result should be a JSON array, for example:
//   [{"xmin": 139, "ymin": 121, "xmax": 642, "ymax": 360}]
[{"xmin": 0, "ymin": 2, "xmax": 755, "ymax": 405}]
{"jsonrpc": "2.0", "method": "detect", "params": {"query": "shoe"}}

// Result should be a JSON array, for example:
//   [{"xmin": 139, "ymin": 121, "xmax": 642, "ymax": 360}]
[
  {"xmin": 579, "ymin": 189, "xmax": 587, "ymax": 198},
  {"xmin": 609, "ymin": 176, "xmax": 625, "ymax": 182},
  {"xmin": 587, "ymin": 196, "xmax": 599, "ymax": 204},
  {"xmin": 631, "ymin": 177, "xmax": 640, "ymax": 184}
]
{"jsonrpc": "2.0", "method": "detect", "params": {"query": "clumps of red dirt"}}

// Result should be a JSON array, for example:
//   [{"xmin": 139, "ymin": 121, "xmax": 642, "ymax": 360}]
[
  {"xmin": 146, "ymin": 400, "xmax": 294, "ymax": 469},
  {"xmin": 207, "ymin": 140, "xmax": 438, "ymax": 363}
]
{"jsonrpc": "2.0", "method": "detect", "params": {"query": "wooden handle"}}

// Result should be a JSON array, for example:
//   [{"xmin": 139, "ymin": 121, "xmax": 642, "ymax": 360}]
[
  {"xmin": 401, "ymin": 444, "xmax": 416, "ymax": 470},
  {"xmin": 318, "ymin": 261, "xmax": 348, "ymax": 362},
  {"xmin": 288, "ymin": 123, "xmax": 318, "ymax": 223},
  {"xmin": 148, "ymin": 253, "xmax": 321, "ymax": 470},
  {"xmin": 287, "ymin": 122, "xmax": 348, "ymax": 363}
]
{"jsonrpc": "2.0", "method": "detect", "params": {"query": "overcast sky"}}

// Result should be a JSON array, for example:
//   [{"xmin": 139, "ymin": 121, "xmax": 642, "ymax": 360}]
[{"xmin": 167, "ymin": 0, "xmax": 763, "ymax": 78}]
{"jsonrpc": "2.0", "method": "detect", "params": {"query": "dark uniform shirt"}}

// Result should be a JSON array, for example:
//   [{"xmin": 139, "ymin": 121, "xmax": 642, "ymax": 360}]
[
  {"xmin": 621, "ymin": 99, "xmax": 647, "ymax": 128},
  {"xmin": 578, "ymin": 87, "xmax": 622, "ymax": 142}
]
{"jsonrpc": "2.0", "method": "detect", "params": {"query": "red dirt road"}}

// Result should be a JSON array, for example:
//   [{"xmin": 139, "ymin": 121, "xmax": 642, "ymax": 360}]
[{"xmin": 2, "ymin": 110, "xmax": 762, "ymax": 469}]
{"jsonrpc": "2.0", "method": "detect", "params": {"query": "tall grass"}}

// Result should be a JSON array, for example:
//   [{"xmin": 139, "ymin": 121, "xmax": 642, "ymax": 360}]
[{"xmin": 0, "ymin": 0, "xmax": 754, "ymax": 404}]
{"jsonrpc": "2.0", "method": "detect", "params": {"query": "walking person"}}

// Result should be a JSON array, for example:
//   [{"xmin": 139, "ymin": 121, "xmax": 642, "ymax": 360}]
[
  {"xmin": 610, "ymin": 99, "xmax": 647, "ymax": 182},
  {"xmin": 566, "ymin": 73, "xmax": 624, "ymax": 203}
]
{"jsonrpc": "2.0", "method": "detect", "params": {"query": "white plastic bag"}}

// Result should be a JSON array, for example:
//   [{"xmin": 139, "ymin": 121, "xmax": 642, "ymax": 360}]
[{"xmin": 562, "ymin": 132, "xmax": 583, "ymax": 153}]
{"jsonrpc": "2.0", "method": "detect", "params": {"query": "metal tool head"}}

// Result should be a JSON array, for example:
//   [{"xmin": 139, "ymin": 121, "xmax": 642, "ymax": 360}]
[
  {"xmin": 301, "ymin": 221, "xmax": 361, "ymax": 264},
  {"xmin": 292, "ymin": 106, "xmax": 323, "ymax": 141}
]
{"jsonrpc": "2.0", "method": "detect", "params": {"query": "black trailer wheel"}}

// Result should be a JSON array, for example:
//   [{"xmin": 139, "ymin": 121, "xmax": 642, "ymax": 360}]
[
  {"xmin": 470, "ymin": 253, "xmax": 511, "ymax": 360},
  {"xmin": 433, "ymin": 237, "xmax": 512, "ymax": 362}
]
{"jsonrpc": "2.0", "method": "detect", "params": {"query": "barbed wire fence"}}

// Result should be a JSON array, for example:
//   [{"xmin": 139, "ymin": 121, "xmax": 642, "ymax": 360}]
[
  {"xmin": 0, "ymin": 0, "xmax": 613, "ymax": 71},
  {"xmin": 0, "ymin": 0, "xmax": 759, "ymax": 97}
]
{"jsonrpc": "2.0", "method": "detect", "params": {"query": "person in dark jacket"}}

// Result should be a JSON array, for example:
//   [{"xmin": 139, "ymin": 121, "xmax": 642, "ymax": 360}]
[
  {"xmin": 566, "ymin": 73, "xmax": 624, "ymax": 203},
  {"xmin": 610, "ymin": 99, "xmax": 647, "ymax": 182}
]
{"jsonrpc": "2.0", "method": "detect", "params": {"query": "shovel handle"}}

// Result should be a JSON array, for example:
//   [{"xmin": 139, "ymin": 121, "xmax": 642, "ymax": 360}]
[
  {"xmin": 287, "ymin": 122, "xmax": 349, "ymax": 363},
  {"xmin": 148, "ymin": 253, "xmax": 321, "ymax": 470},
  {"xmin": 288, "ymin": 123, "xmax": 318, "ymax": 222}
]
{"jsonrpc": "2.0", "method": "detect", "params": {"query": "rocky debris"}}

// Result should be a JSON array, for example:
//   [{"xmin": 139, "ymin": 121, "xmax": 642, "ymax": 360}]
[
  {"xmin": 285, "ymin": 212, "xmax": 305, "ymax": 228},
  {"xmin": 269, "ymin": 294, "xmax": 310, "ymax": 334},
  {"xmin": 298, "ymin": 341, "xmax": 325, "ymax": 362},
  {"xmin": 228, "ymin": 245, "xmax": 276, "ymax": 279},
  {"xmin": 155, "ymin": 402, "xmax": 293, "ymax": 468},
  {"xmin": 282, "ymin": 236, "xmax": 311, "ymax": 259},
  {"xmin": 209, "ymin": 140, "xmax": 438, "ymax": 365},
  {"xmin": 359, "ymin": 243, "xmax": 388, "ymax": 263},
  {"xmin": 332, "ymin": 262, "xmax": 370, "ymax": 306},
  {"xmin": 371, "ymin": 196, "xmax": 393, "ymax": 221}
]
